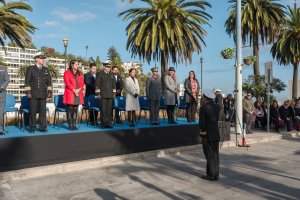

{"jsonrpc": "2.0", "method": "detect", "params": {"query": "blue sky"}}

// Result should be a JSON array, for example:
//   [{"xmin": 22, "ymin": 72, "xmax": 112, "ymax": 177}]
[{"xmin": 14, "ymin": 0, "xmax": 298, "ymax": 100}]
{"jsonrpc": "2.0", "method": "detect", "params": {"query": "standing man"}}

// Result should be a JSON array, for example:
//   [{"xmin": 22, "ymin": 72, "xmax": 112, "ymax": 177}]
[
  {"xmin": 111, "ymin": 66, "xmax": 123, "ymax": 124},
  {"xmin": 84, "ymin": 63, "xmax": 97, "ymax": 124},
  {"xmin": 95, "ymin": 60, "xmax": 116, "ymax": 128},
  {"xmin": 199, "ymin": 89, "xmax": 220, "ymax": 181},
  {"xmin": 0, "ymin": 66, "xmax": 9, "ymax": 135},
  {"xmin": 25, "ymin": 52, "xmax": 52, "ymax": 133},
  {"xmin": 146, "ymin": 67, "xmax": 161, "ymax": 125},
  {"xmin": 243, "ymin": 92, "xmax": 254, "ymax": 134}
]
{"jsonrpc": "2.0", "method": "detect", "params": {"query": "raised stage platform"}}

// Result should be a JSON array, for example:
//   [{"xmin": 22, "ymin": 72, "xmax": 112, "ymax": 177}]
[{"xmin": 0, "ymin": 118, "xmax": 200, "ymax": 172}]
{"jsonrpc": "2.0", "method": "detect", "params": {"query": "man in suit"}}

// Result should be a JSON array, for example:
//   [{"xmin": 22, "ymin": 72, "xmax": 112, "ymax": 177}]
[
  {"xmin": 146, "ymin": 67, "xmax": 162, "ymax": 125},
  {"xmin": 84, "ymin": 63, "xmax": 97, "ymax": 124},
  {"xmin": 95, "ymin": 60, "xmax": 116, "ymax": 128},
  {"xmin": 0, "ymin": 66, "xmax": 9, "ymax": 135},
  {"xmin": 111, "ymin": 66, "xmax": 123, "ymax": 124},
  {"xmin": 25, "ymin": 52, "xmax": 52, "ymax": 133},
  {"xmin": 199, "ymin": 89, "xmax": 220, "ymax": 181}
]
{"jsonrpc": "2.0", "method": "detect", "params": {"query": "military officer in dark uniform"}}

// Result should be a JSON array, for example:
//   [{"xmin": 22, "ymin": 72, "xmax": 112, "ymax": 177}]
[
  {"xmin": 111, "ymin": 66, "xmax": 123, "ymax": 124},
  {"xmin": 146, "ymin": 67, "xmax": 162, "ymax": 125},
  {"xmin": 95, "ymin": 60, "xmax": 116, "ymax": 128},
  {"xmin": 199, "ymin": 89, "xmax": 220, "ymax": 181},
  {"xmin": 25, "ymin": 52, "xmax": 52, "ymax": 133},
  {"xmin": 84, "ymin": 63, "xmax": 97, "ymax": 124},
  {"xmin": 0, "ymin": 66, "xmax": 9, "ymax": 135}
]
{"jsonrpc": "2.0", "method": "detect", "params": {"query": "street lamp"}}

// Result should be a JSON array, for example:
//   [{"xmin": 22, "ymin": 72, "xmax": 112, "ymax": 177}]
[
  {"xmin": 85, "ymin": 45, "xmax": 88, "ymax": 61},
  {"xmin": 63, "ymin": 38, "xmax": 69, "ymax": 71},
  {"xmin": 200, "ymin": 56, "xmax": 204, "ymax": 93}
]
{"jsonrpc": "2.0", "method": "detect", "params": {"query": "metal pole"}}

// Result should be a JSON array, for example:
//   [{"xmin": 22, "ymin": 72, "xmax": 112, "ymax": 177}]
[
  {"xmin": 267, "ymin": 69, "xmax": 270, "ymax": 133},
  {"xmin": 64, "ymin": 46, "xmax": 67, "ymax": 71},
  {"xmin": 236, "ymin": 0, "xmax": 243, "ymax": 134},
  {"xmin": 200, "ymin": 57, "xmax": 203, "ymax": 92},
  {"xmin": 85, "ymin": 45, "xmax": 88, "ymax": 61}
]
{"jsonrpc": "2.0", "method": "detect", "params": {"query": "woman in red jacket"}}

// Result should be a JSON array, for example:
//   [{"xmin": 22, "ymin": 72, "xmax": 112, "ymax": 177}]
[{"xmin": 63, "ymin": 60, "xmax": 85, "ymax": 130}]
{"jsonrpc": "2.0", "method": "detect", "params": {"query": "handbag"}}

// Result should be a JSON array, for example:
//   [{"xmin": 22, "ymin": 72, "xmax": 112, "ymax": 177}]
[{"xmin": 278, "ymin": 118, "xmax": 285, "ymax": 127}]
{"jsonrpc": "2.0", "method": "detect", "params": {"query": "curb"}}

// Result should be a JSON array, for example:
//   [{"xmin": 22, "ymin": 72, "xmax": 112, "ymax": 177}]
[{"xmin": 1, "ymin": 132, "xmax": 299, "ymax": 182}]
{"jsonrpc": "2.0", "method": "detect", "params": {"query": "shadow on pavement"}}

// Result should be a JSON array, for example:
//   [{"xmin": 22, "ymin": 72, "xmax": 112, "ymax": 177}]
[{"xmin": 94, "ymin": 188, "xmax": 129, "ymax": 200}]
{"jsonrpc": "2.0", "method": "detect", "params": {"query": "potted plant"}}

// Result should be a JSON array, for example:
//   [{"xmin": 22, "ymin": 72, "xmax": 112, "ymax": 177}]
[
  {"xmin": 243, "ymin": 55, "xmax": 257, "ymax": 65},
  {"xmin": 220, "ymin": 47, "xmax": 235, "ymax": 59}
]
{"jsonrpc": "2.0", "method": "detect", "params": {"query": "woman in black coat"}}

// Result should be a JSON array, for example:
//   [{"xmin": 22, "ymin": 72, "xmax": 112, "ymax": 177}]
[
  {"xmin": 184, "ymin": 71, "xmax": 200, "ymax": 122},
  {"xmin": 270, "ymin": 100, "xmax": 281, "ymax": 132}
]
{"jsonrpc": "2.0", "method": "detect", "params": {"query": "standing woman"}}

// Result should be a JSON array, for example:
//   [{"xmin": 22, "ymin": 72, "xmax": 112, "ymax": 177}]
[
  {"xmin": 164, "ymin": 67, "xmax": 179, "ymax": 124},
  {"xmin": 184, "ymin": 71, "xmax": 200, "ymax": 122},
  {"xmin": 63, "ymin": 60, "xmax": 85, "ymax": 130},
  {"xmin": 125, "ymin": 68, "xmax": 140, "ymax": 127}
]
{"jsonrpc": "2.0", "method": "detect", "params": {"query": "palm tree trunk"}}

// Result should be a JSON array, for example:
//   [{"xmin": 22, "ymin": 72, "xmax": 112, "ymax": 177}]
[
  {"xmin": 292, "ymin": 62, "xmax": 299, "ymax": 99},
  {"xmin": 160, "ymin": 52, "xmax": 168, "ymax": 91},
  {"xmin": 253, "ymin": 34, "xmax": 260, "ymax": 84}
]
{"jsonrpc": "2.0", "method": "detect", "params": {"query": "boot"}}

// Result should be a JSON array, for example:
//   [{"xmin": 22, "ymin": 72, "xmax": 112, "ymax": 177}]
[
  {"xmin": 132, "ymin": 111, "xmax": 136, "ymax": 127},
  {"xmin": 67, "ymin": 108, "xmax": 73, "ymax": 130},
  {"xmin": 128, "ymin": 111, "xmax": 133, "ymax": 127},
  {"xmin": 72, "ymin": 107, "xmax": 78, "ymax": 130},
  {"xmin": 167, "ymin": 108, "xmax": 172, "ymax": 124},
  {"xmin": 171, "ymin": 108, "xmax": 177, "ymax": 124}
]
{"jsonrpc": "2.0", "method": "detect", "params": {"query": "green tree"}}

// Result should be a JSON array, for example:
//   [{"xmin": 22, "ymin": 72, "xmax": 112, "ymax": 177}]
[
  {"xmin": 119, "ymin": 0, "xmax": 212, "ymax": 88},
  {"xmin": 271, "ymin": 5, "xmax": 300, "ymax": 99},
  {"xmin": 243, "ymin": 75, "xmax": 287, "ymax": 101},
  {"xmin": 95, "ymin": 56, "xmax": 102, "ymax": 72},
  {"xmin": 225, "ymin": 0, "xmax": 286, "ymax": 83},
  {"xmin": 0, "ymin": 0, "xmax": 36, "ymax": 48},
  {"xmin": 0, "ymin": 56, "xmax": 7, "ymax": 66},
  {"xmin": 107, "ymin": 46, "xmax": 122, "ymax": 68}
]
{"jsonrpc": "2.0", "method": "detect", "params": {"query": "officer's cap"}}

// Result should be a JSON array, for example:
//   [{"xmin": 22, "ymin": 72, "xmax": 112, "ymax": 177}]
[
  {"xmin": 214, "ymin": 88, "xmax": 221, "ymax": 93},
  {"xmin": 168, "ymin": 67, "xmax": 175, "ymax": 72},
  {"xmin": 102, "ymin": 60, "xmax": 112, "ymax": 67},
  {"xmin": 151, "ymin": 67, "xmax": 158, "ymax": 72},
  {"xmin": 33, "ymin": 52, "xmax": 46, "ymax": 59},
  {"xmin": 203, "ymin": 89, "xmax": 215, "ymax": 100}
]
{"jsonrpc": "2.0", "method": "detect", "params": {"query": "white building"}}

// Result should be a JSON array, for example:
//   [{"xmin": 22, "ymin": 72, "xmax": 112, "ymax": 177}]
[
  {"xmin": 121, "ymin": 61, "xmax": 142, "ymax": 74},
  {"xmin": 0, "ymin": 46, "xmax": 66, "ymax": 102}
]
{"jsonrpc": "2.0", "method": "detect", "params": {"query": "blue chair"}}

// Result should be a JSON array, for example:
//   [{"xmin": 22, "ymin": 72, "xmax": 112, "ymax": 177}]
[
  {"xmin": 160, "ymin": 96, "xmax": 167, "ymax": 119},
  {"xmin": 138, "ymin": 96, "xmax": 149, "ymax": 124},
  {"xmin": 3, "ymin": 94, "xmax": 18, "ymax": 132},
  {"xmin": 80, "ymin": 96, "xmax": 90, "ymax": 125},
  {"xmin": 176, "ymin": 96, "xmax": 187, "ymax": 120},
  {"xmin": 19, "ymin": 96, "xmax": 50, "ymax": 131},
  {"xmin": 114, "ymin": 96, "xmax": 126, "ymax": 125},
  {"xmin": 88, "ymin": 95, "xmax": 100, "ymax": 126},
  {"xmin": 53, "ymin": 95, "xmax": 68, "ymax": 129}
]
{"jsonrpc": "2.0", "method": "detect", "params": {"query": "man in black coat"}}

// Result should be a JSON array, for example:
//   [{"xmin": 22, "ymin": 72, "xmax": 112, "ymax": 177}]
[
  {"xmin": 111, "ymin": 66, "xmax": 123, "ymax": 124},
  {"xmin": 84, "ymin": 63, "xmax": 97, "ymax": 124},
  {"xmin": 95, "ymin": 60, "xmax": 116, "ymax": 128},
  {"xmin": 199, "ymin": 89, "xmax": 220, "ymax": 181},
  {"xmin": 25, "ymin": 52, "xmax": 52, "ymax": 133}
]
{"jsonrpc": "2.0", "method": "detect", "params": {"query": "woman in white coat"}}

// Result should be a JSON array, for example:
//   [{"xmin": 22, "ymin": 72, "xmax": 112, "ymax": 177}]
[{"xmin": 125, "ymin": 68, "xmax": 140, "ymax": 127}]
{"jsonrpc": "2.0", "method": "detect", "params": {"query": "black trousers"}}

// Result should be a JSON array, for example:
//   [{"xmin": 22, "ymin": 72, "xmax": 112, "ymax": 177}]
[
  {"xmin": 29, "ymin": 98, "xmax": 47, "ymax": 130},
  {"xmin": 166, "ymin": 105, "xmax": 176, "ymax": 122},
  {"xmin": 149, "ymin": 100, "xmax": 160, "ymax": 123},
  {"xmin": 202, "ymin": 138, "xmax": 219, "ymax": 178},
  {"xmin": 186, "ymin": 99, "xmax": 197, "ymax": 122},
  {"xmin": 100, "ymin": 98, "xmax": 113, "ymax": 126},
  {"xmin": 89, "ymin": 110, "xmax": 98, "ymax": 123}
]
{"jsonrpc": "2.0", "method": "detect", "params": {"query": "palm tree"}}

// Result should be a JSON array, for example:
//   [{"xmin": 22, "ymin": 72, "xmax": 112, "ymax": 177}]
[
  {"xmin": 225, "ymin": 0, "xmax": 286, "ymax": 82},
  {"xmin": 119, "ymin": 0, "xmax": 212, "ymax": 88},
  {"xmin": 271, "ymin": 5, "xmax": 300, "ymax": 99},
  {"xmin": 0, "ymin": 56, "xmax": 7, "ymax": 66},
  {"xmin": 0, "ymin": 0, "xmax": 36, "ymax": 48}
]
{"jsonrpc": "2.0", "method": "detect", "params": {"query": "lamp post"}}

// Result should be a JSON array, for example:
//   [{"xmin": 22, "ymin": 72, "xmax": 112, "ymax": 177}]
[
  {"xmin": 85, "ymin": 45, "xmax": 88, "ymax": 62},
  {"xmin": 200, "ymin": 56, "xmax": 204, "ymax": 93},
  {"xmin": 63, "ymin": 38, "xmax": 69, "ymax": 71}
]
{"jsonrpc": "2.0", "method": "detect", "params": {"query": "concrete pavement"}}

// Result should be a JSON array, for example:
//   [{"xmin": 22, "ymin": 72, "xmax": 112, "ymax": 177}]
[{"xmin": 1, "ymin": 137, "xmax": 299, "ymax": 200}]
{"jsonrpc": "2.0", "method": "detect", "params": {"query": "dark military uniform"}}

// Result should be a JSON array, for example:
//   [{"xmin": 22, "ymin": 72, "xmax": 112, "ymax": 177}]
[
  {"xmin": 25, "ymin": 64, "xmax": 52, "ymax": 131},
  {"xmin": 199, "ymin": 100, "xmax": 220, "ymax": 180},
  {"xmin": 0, "ymin": 67, "xmax": 9, "ymax": 134},
  {"xmin": 146, "ymin": 75, "xmax": 161, "ymax": 125},
  {"xmin": 95, "ymin": 70, "xmax": 116, "ymax": 128}
]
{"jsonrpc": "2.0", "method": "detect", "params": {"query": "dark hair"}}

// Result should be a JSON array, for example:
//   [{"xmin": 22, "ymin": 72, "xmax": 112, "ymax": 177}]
[
  {"xmin": 89, "ymin": 62, "xmax": 96, "ymax": 68},
  {"xmin": 188, "ymin": 71, "xmax": 196, "ymax": 79},
  {"xmin": 129, "ymin": 68, "xmax": 135, "ymax": 74},
  {"xmin": 254, "ymin": 100, "xmax": 261, "ymax": 108},
  {"xmin": 112, "ymin": 66, "xmax": 118, "ymax": 70},
  {"xmin": 68, "ymin": 59, "xmax": 81, "ymax": 76}
]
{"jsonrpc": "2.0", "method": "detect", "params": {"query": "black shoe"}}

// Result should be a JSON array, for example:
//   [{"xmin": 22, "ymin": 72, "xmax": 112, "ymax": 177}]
[
  {"xmin": 106, "ymin": 125, "xmax": 113, "ymax": 128},
  {"xmin": 187, "ymin": 120, "xmax": 192, "ymax": 123},
  {"xmin": 73, "ymin": 125, "xmax": 78, "ymax": 130},
  {"xmin": 154, "ymin": 122, "xmax": 160, "ymax": 125},
  {"xmin": 168, "ymin": 121, "xmax": 173, "ymax": 124},
  {"xmin": 0, "ymin": 132, "xmax": 4, "ymax": 135},
  {"xmin": 115, "ymin": 119, "xmax": 123, "ymax": 124},
  {"xmin": 172, "ymin": 121, "xmax": 178, "ymax": 124},
  {"xmin": 39, "ymin": 129, "xmax": 47, "ymax": 132},
  {"xmin": 29, "ymin": 128, "xmax": 35, "ymax": 133},
  {"xmin": 214, "ymin": 176, "xmax": 219, "ymax": 180},
  {"xmin": 201, "ymin": 175, "xmax": 216, "ymax": 181}
]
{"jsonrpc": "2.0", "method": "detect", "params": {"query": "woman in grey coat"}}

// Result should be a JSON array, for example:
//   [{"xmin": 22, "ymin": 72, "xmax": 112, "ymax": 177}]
[
  {"xmin": 184, "ymin": 71, "xmax": 200, "ymax": 122},
  {"xmin": 125, "ymin": 68, "xmax": 140, "ymax": 127},
  {"xmin": 164, "ymin": 67, "xmax": 179, "ymax": 124}
]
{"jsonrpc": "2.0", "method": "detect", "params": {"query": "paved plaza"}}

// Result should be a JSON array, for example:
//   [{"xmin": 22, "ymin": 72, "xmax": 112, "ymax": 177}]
[{"xmin": 1, "ymin": 136, "xmax": 299, "ymax": 200}]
